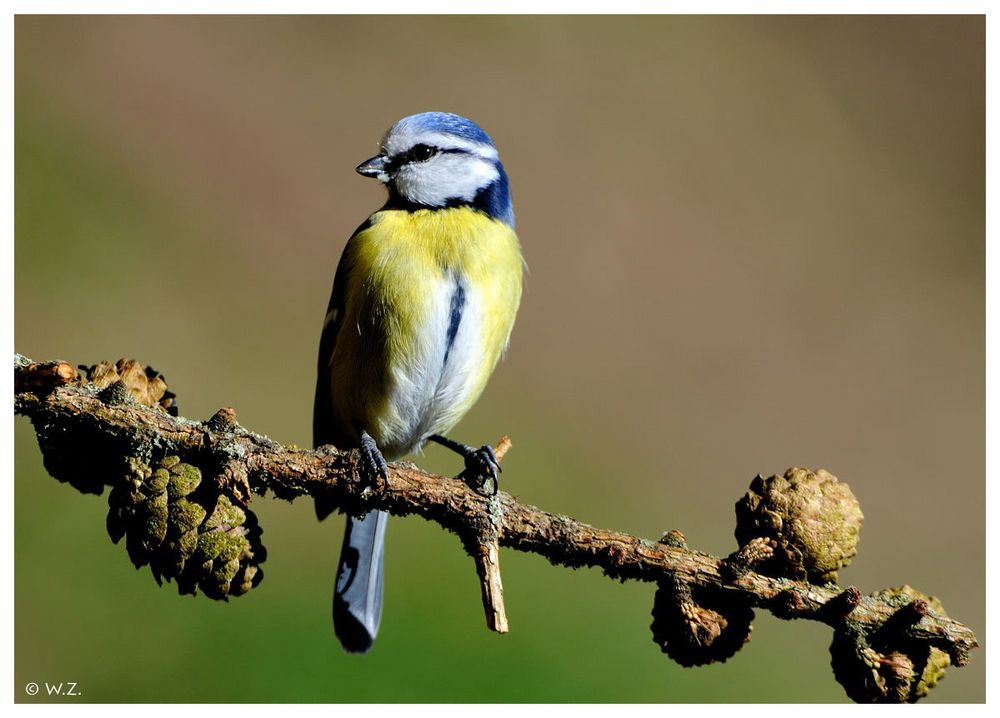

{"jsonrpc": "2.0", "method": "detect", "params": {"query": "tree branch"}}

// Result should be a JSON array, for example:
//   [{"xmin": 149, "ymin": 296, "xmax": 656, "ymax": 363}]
[{"xmin": 13, "ymin": 354, "xmax": 979, "ymax": 702}]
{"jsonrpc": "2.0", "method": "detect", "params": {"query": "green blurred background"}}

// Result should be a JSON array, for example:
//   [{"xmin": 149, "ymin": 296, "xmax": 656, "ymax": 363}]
[{"xmin": 14, "ymin": 15, "xmax": 983, "ymax": 703}]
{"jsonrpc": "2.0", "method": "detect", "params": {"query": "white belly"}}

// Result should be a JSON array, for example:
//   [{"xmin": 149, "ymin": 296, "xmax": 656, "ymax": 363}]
[{"xmin": 376, "ymin": 272, "xmax": 485, "ymax": 456}]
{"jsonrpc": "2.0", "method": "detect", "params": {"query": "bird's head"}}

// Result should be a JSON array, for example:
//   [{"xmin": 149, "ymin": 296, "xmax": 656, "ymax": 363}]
[{"xmin": 356, "ymin": 112, "xmax": 513, "ymax": 225}]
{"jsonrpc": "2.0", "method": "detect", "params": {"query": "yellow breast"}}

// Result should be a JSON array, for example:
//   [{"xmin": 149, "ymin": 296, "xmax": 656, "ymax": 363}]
[{"xmin": 328, "ymin": 206, "xmax": 523, "ymax": 456}]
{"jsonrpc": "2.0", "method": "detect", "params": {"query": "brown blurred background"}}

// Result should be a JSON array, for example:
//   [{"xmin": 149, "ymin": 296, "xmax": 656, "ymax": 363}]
[{"xmin": 15, "ymin": 15, "xmax": 983, "ymax": 702}]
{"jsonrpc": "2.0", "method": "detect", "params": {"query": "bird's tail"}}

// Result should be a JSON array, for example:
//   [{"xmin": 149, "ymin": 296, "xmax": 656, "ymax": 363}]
[{"xmin": 333, "ymin": 510, "xmax": 389, "ymax": 653}]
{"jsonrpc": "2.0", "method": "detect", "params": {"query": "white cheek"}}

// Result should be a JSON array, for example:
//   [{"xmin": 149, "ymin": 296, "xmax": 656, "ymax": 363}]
[{"xmin": 395, "ymin": 156, "xmax": 499, "ymax": 206}]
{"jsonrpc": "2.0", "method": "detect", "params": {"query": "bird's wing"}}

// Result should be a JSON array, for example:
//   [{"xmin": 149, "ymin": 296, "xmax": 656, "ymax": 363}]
[{"xmin": 313, "ymin": 216, "xmax": 374, "ymax": 519}]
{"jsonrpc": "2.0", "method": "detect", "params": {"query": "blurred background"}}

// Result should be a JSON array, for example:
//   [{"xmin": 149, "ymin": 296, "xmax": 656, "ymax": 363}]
[{"xmin": 14, "ymin": 15, "xmax": 983, "ymax": 703}]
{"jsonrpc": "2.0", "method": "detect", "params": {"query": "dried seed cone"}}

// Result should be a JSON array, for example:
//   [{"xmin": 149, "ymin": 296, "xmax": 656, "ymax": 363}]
[
  {"xmin": 26, "ymin": 359, "xmax": 175, "ymax": 494},
  {"xmin": 830, "ymin": 586, "xmax": 951, "ymax": 703},
  {"xmin": 875, "ymin": 586, "xmax": 951, "ymax": 700},
  {"xmin": 830, "ymin": 630, "xmax": 950, "ymax": 703},
  {"xmin": 84, "ymin": 358, "xmax": 178, "ymax": 415},
  {"xmin": 735, "ymin": 468, "xmax": 863, "ymax": 584},
  {"xmin": 650, "ymin": 584, "xmax": 754, "ymax": 667},
  {"xmin": 106, "ymin": 456, "xmax": 265, "ymax": 599}
]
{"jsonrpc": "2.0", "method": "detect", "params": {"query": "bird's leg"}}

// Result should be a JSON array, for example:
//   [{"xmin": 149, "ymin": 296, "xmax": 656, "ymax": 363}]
[
  {"xmin": 357, "ymin": 430, "xmax": 389, "ymax": 497},
  {"xmin": 427, "ymin": 434, "xmax": 501, "ymax": 496}
]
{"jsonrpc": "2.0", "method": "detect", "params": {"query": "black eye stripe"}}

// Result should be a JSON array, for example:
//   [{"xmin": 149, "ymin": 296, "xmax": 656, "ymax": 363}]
[
  {"xmin": 384, "ymin": 145, "xmax": 470, "ymax": 173},
  {"xmin": 405, "ymin": 145, "xmax": 471, "ymax": 162}
]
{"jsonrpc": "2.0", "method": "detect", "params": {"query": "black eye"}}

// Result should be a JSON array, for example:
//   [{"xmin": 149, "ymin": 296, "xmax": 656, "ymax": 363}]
[{"xmin": 409, "ymin": 144, "xmax": 436, "ymax": 162}]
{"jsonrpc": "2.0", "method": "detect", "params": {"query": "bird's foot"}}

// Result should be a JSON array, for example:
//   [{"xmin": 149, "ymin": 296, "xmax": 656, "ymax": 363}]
[
  {"xmin": 358, "ymin": 431, "xmax": 389, "ymax": 498},
  {"xmin": 459, "ymin": 444, "xmax": 501, "ymax": 496},
  {"xmin": 428, "ymin": 434, "xmax": 502, "ymax": 496}
]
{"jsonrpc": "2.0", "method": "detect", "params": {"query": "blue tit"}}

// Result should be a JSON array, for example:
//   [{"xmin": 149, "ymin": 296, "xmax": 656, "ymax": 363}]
[{"xmin": 313, "ymin": 112, "xmax": 524, "ymax": 653}]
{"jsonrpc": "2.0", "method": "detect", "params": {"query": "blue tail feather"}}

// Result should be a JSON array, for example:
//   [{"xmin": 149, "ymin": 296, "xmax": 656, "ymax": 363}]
[{"xmin": 333, "ymin": 511, "xmax": 388, "ymax": 653}]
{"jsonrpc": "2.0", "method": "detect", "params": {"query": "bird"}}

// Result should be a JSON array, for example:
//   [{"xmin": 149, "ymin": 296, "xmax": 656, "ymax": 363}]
[{"xmin": 313, "ymin": 112, "xmax": 524, "ymax": 653}]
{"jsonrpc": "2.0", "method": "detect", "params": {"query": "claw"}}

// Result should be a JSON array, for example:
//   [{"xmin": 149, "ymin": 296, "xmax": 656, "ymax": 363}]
[
  {"xmin": 459, "ymin": 444, "xmax": 502, "ymax": 496},
  {"xmin": 358, "ymin": 430, "xmax": 389, "ymax": 493},
  {"xmin": 427, "ymin": 434, "xmax": 504, "ymax": 496}
]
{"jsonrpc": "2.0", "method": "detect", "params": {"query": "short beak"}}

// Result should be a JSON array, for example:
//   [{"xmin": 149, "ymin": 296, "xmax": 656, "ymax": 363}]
[{"xmin": 355, "ymin": 155, "xmax": 390, "ymax": 182}]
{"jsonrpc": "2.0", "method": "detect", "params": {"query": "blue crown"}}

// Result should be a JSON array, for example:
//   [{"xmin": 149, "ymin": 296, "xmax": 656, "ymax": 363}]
[{"xmin": 393, "ymin": 112, "xmax": 497, "ymax": 148}]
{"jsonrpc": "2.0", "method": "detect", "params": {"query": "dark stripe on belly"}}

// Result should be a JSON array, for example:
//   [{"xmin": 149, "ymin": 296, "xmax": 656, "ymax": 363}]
[{"xmin": 443, "ymin": 279, "xmax": 466, "ymax": 366}]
